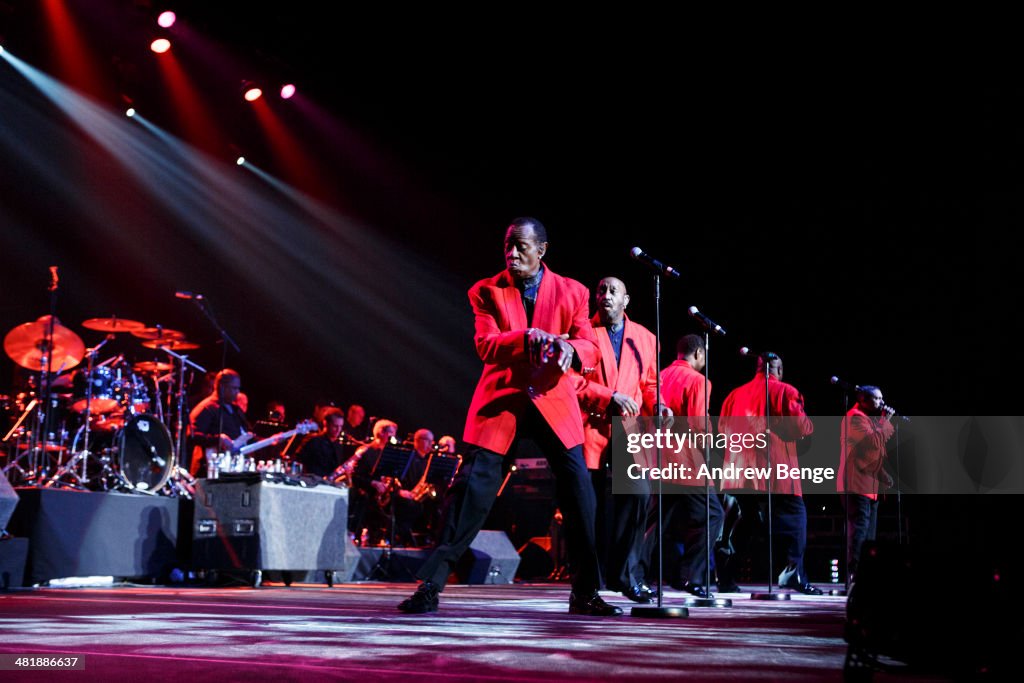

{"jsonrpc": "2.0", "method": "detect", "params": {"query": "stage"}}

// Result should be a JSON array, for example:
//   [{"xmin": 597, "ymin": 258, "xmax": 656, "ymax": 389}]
[{"xmin": 0, "ymin": 581, "xmax": 943, "ymax": 682}]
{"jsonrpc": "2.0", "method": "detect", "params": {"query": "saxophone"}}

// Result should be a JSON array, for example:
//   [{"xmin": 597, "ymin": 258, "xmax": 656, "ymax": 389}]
[
  {"xmin": 409, "ymin": 478, "xmax": 436, "ymax": 502},
  {"xmin": 376, "ymin": 476, "xmax": 400, "ymax": 507},
  {"xmin": 330, "ymin": 447, "xmax": 364, "ymax": 487},
  {"xmin": 407, "ymin": 450, "xmax": 436, "ymax": 502}
]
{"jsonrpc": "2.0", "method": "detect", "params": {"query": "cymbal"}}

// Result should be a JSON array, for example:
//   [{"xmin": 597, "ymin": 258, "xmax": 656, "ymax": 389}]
[
  {"xmin": 141, "ymin": 339, "xmax": 199, "ymax": 351},
  {"xmin": 82, "ymin": 317, "xmax": 145, "ymax": 332},
  {"xmin": 3, "ymin": 316, "xmax": 85, "ymax": 372},
  {"xmin": 131, "ymin": 327, "xmax": 186, "ymax": 341},
  {"xmin": 133, "ymin": 360, "xmax": 173, "ymax": 373}
]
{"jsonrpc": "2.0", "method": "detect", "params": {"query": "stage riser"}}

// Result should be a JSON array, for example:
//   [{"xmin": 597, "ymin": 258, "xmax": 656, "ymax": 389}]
[{"xmin": 8, "ymin": 488, "xmax": 180, "ymax": 585}]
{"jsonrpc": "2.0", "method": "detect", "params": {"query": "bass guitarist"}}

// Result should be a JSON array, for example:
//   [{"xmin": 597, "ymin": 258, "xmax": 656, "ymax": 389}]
[{"xmin": 188, "ymin": 369, "xmax": 251, "ymax": 477}]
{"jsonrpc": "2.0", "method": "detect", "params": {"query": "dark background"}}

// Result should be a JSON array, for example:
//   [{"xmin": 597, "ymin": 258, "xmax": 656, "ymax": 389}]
[{"xmin": 1, "ymin": 1, "xmax": 1016, "ymax": 446}]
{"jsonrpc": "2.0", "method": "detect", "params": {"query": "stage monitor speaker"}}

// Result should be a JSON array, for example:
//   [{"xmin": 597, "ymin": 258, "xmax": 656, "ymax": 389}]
[
  {"xmin": 457, "ymin": 529, "xmax": 520, "ymax": 585},
  {"xmin": 846, "ymin": 497, "xmax": 1022, "ymax": 679},
  {"xmin": 0, "ymin": 470, "xmax": 18, "ymax": 530},
  {"xmin": 193, "ymin": 477, "xmax": 349, "ymax": 571},
  {"xmin": 0, "ymin": 537, "xmax": 29, "ymax": 589},
  {"xmin": 516, "ymin": 536, "xmax": 554, "ymax": 580}
]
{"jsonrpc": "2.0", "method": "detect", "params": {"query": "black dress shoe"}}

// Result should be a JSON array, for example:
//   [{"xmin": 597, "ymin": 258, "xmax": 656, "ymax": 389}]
[
  {"xmin": 778, "ymin": 566, "xmax": 823, "ymax": 595},
  {"xmin": 397, "ymin": 581, "xmax": 440, "ymax": 613},
  {"xmin": 782, "ymin": 580, "xmax": 824, "ymax": 595},
  {"xmin": 675, "ymin": 581, "xmax": 710, "ymax": 599},
  {"xmin": 568, "ymin": 591, "xmax": 623, "ymax": 616},
  {"xmin": 717, "ymin": 580, "xmax": 742, "ymax": 593},
  {"xmin": 621, "ymin": 583, "xmax": 654, "ymax": 604}
]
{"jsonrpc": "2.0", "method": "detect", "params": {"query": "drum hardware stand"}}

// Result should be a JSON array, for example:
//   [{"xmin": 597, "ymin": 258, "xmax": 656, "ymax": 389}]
[
  {"xmin": 2, "ymin": 397, "xmax": 39, "ymax": 481},
  {"xmin": 45, "ymin": 337, "xmax": 115, "ymax": 490},
  {"xmin": 160, "ymin": 345, "xmax": 206, "ymax": 497},
  {"xmin": 16, "ymin": 269, "xmax": 73, "ymax": 485}
]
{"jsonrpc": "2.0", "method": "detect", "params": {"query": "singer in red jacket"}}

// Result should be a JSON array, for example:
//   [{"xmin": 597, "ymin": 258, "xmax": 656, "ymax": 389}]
[
  {"xmin": 717, "ymin": 352, "xmax": 822, "ymax": 594},
  {"xmin": 839, "ymin": 385, "xmax": 896, "ymax": 580},
  {"xmin": 657, "ymin": 334, "xmax": 725, "ymax": 597},
  {"xmin": 398, "ymin": 217, "xmax": 620, "ymax": 617},
  {"xmin": 575, "ymin": 276, "xmax": 668, "ymax": 603}
]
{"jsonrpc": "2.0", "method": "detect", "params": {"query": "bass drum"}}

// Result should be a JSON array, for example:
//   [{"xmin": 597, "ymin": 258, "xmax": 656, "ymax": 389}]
[
  {"xmin": 73, "ymin": 414, "xmax": 174, "ymax": 492},
  {"xmin": 115, "ymin": 413, "xmax": 174, "ymax": 492}
]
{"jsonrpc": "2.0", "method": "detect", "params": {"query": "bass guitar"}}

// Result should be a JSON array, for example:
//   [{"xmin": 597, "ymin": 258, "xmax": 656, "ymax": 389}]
[{"xmin": 205, "ymin": 419, "xmax": 318, "ymax": 465}]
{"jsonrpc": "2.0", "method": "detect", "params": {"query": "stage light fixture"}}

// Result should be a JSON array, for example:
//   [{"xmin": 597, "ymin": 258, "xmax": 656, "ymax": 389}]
[
  {"xmin": 236, "ymin": 156, "xmax": 246, "ymax": 166},
  {"xmin": 240, "ymin": 80, "xmax": 263, "ymax": 102},
  {"xmin": 126, "ymin": 108, "xmax": 136, "ymax": 117},
  {"xmin": 157, "ymin": 11, "xmax": 177, "ymax": 28},
  {"xmin": 150, "ymin": 38, "xmax": 171, "ymax": 54},
  {"xmin": 280, "ymin": 83, "xmax": 296, "ymax": 99}
]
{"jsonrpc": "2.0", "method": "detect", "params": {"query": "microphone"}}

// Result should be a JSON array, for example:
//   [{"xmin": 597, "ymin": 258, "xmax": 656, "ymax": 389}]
[
  {"xmin": 630, "ymin": 247, "xmax": 681, "ymax": 279},
  {"xmin": 881, "ymin": 402, "xmax": 911, "ymax": 423},
  {"xmin": 830, "ymin": 376, "xmax": 862, "ymax": 393},
  {"xmin": 175, "ymin": 290, "xmax": 204, "ymax": 301},
  {"xmin": 688, "ymin": 306, "xmax": 726, "ymax": 335},
  {"xmin": 740, "ymin": 347, "xmax": 778, "ymax": 360}
]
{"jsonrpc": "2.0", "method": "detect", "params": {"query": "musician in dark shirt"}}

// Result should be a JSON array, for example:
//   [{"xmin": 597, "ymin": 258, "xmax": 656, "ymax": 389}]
[
  {"xmin": 188, "ymin": 369, "xmax": 251, "ymax": 477},
  {"xmin": 295, "ymin": 407, "xmax": 346, "ymax": 477}
]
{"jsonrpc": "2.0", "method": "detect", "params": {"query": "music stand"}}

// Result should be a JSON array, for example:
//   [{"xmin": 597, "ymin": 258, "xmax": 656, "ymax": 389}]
[
  {"xmin": 426, "ymin": 453, "xmax": 462, "ymax": 490},
  {"xmin": 366, "ymin": 446, "xmax": 416, "ymax": 580}
]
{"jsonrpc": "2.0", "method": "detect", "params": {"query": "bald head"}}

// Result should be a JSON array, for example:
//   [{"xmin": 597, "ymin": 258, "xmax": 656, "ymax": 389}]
[{"xmin": 596, "ymin": 276, "xmax": 630, "ymax": 326}]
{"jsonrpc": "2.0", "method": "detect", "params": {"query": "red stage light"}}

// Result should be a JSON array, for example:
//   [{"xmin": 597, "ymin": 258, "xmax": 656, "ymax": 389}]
[
  {"xmin": 280, "ymin": 84, "xmax": 296, "ymax": 99},
  {"xmin": 150, "ymin": 38, "xmax": 171, "ymax": 54},
  {"xmin": 157, "ymin": 11, "xmax": 176, "ymax": 28},
  {"xmin": 244, "ymin": 87, "xmax": 263, "ymax": 102}
]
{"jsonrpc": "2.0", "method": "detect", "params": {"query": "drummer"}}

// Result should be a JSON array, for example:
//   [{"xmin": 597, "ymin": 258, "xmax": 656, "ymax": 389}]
[{"xmin": 188, "ymin": 369, "xmax": 252, "ymax": 477}]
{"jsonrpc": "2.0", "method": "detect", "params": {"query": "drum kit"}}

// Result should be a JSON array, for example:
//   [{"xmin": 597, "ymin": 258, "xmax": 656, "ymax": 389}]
[{"xmin": 2, "ymin": 314, "xmax": 204, "ymax": 496}]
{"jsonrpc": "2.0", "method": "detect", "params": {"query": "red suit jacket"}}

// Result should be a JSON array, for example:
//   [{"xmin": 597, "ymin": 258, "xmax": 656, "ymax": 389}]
[
  {"xmin": 575, "ymin": 315, "xmax": 659, "ymax": 469},
  {"xmin": 839, "ymin": 406, "xmax": 894, "ymax": 500},
  {"xmin": 659, "ymin": 359, "xmax": 714, "ymax": 484},
  {"xmin": 463, "ymin": 267, "xmax": 600, "ymax": 456},
  {"xmin": 719, "ymin": 374, "xmax": 814, "ymax": 495}
]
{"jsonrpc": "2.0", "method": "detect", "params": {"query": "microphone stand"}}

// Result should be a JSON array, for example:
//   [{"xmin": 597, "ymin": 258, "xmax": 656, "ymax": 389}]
[
  {"xmin": 185, "ymin": 295, "xmax": 239, "ymax": 464},
  {"xmin": 681, "ymin": 328, "xmax": 731, "ymax": 608},
  {"xmin": 632, "ymin": 273, "xmax": 687, "ymax": 618},
  {"xmin": 837, "ymin": 385, "xmax": 851, "ymax": 596},
  {"xmin": 751, "ymin": 357, "xmax": 788, "ymax": 601}
]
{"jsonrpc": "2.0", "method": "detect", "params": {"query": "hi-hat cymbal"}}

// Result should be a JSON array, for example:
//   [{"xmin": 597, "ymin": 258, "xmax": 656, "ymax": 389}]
[
  {"xmin": 4, "ymin": 316, "xmax": 85, "ymax": 372},
  {"xmin": 131, "ymin": 327, "xmax": 186, "ymax": 341},
  {"xmin": 82, "ymin": 317, "xmax": 145, "ymax": 332},
  {"xmin": 133, "ymin": 360, "xmax": 173, "ymax": 373},
  {"xmin": 141, "ymin": 339, "xmax": 199, "ymax": 350}
]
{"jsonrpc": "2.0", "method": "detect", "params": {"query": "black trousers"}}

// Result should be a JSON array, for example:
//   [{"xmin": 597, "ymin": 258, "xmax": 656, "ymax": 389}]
[
  {"xmin": 417, "ymin": 404, "xmax": 601, "ymax": 593},
  {"xmin": 717, "ymin": 493, "xmax": 809, "ymax": 585},
  {"xmin": 843, "ymin": 493, "xmax": 878, "ymax": 578},
  {"xmin": 656, "ymin": 487, "xmax": 725, "ymax": 587}
]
